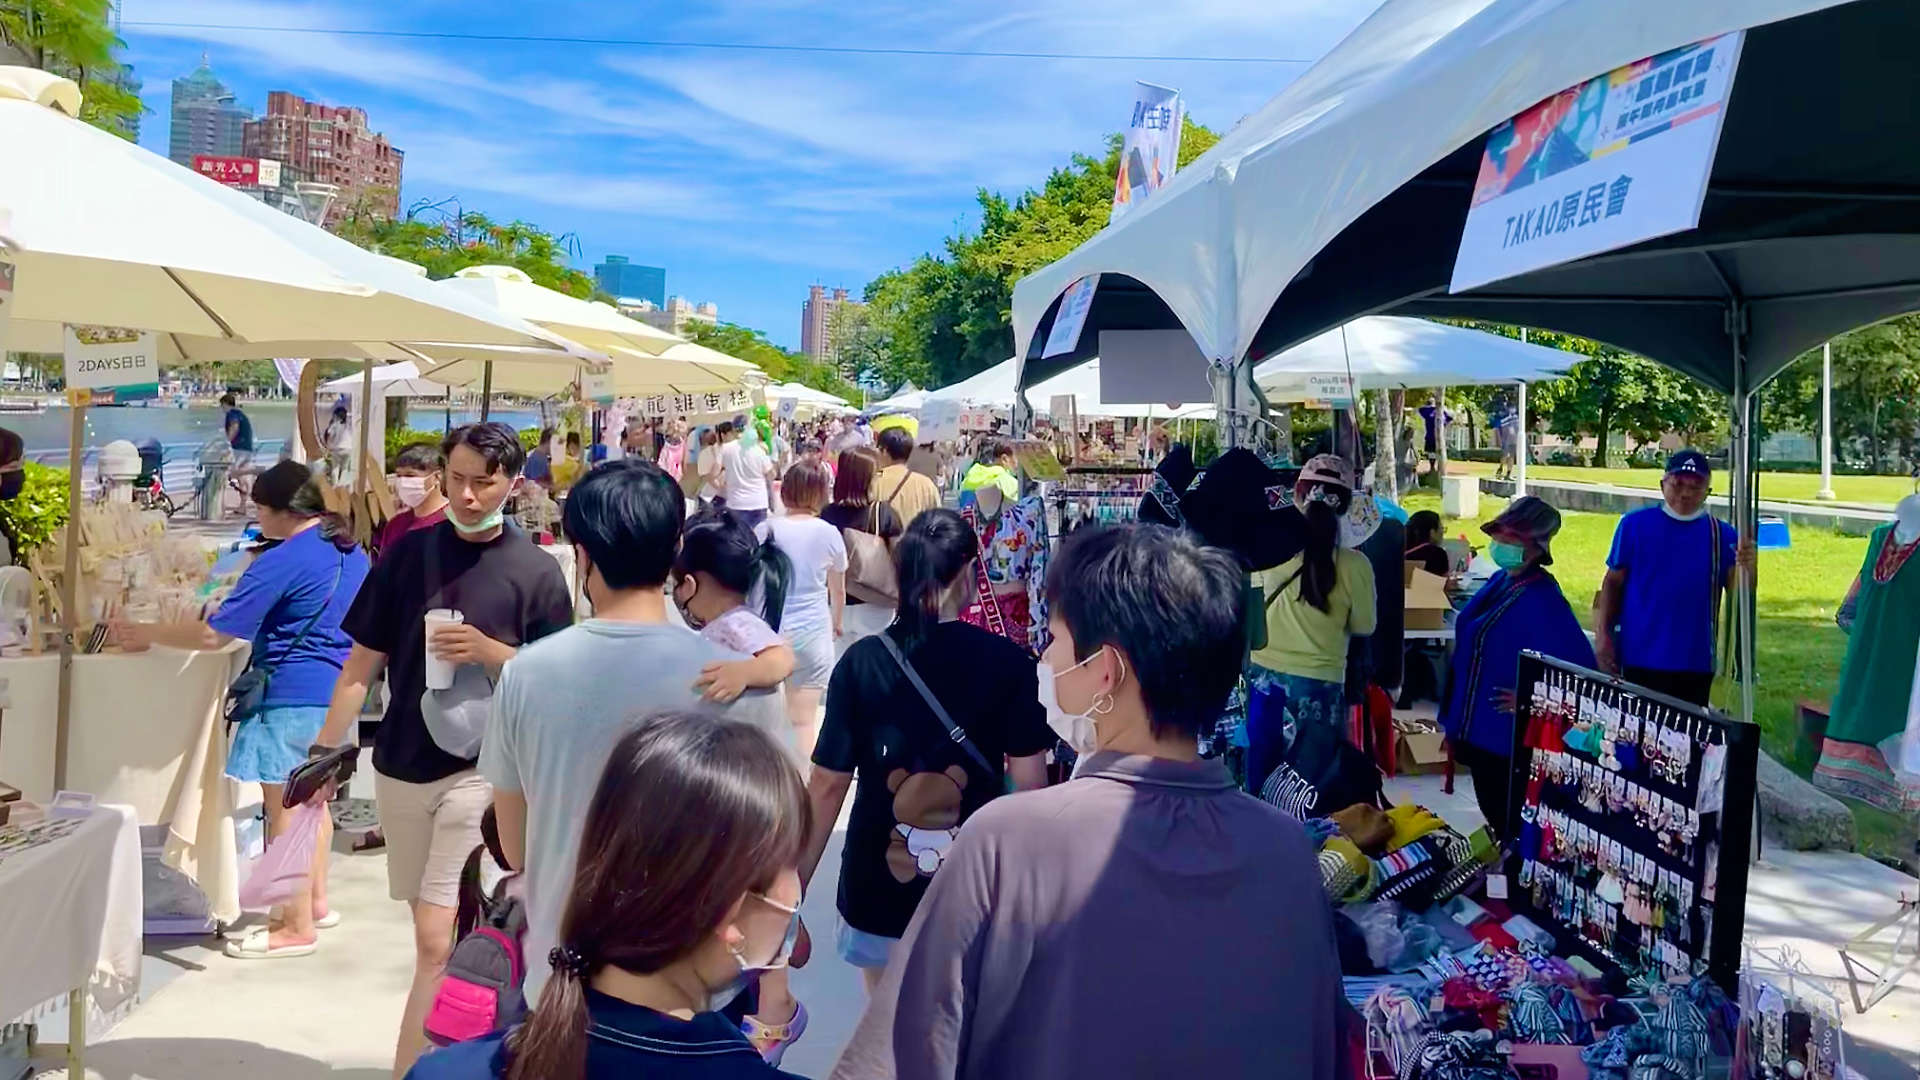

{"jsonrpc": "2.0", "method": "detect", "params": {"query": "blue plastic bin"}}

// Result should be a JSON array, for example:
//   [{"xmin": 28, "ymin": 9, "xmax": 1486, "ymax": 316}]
[{"xmin": 1756, "ymin": 515, "xmax": 1790, "ymax": 549}]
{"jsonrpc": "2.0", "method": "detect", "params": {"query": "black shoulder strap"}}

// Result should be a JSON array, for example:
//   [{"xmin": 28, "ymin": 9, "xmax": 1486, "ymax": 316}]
[{"xmin": 876, "ymin": 633, "xmax": 996, "ymax": 777}]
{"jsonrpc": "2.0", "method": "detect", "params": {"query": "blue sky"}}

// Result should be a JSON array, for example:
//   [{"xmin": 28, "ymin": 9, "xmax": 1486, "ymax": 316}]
[{"xmin": 120, "ymin": 0, "xmax": 1377, "ymax": 349}]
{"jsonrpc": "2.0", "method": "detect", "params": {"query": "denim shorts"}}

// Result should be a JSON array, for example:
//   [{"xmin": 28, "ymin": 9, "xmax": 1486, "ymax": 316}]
[
  {"xmin": 226, "ymin": 704, "xmax": 328, "ymax": 785},
  {"xmin": 836, "ymin": 918, "xmax": 899, "ymax": 970}
]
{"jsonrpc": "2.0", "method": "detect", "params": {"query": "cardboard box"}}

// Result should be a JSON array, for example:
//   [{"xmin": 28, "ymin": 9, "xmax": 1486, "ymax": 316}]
[
  {"xmin": 1393, "ymin": 723, "xmax": 1450, "ymax": 775},
  {"xmin": 1404, "ymin": 563, "xmax": 1451, "ymax": 630}
]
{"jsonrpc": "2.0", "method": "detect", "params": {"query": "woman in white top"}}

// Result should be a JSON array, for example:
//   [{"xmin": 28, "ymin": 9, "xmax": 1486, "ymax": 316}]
[{"xmin": 761, "ymin": 460, "xmax": 846, "ymax": 765}]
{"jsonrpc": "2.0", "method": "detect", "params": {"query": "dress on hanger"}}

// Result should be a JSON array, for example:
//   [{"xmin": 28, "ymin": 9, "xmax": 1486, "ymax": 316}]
[
  {"xmin": 959, "ymin": 496, "xmax": 1047, "ymax": 651},
  {"xmin": 1815, "ymin": 520, "xmax": 1920, "ymax": 811}
]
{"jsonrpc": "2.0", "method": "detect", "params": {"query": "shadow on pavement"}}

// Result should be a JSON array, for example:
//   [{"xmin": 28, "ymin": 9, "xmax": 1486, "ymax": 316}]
[{"xmin": 35, "ymin": 1038, "xmax": 389, "ymax": 1080}]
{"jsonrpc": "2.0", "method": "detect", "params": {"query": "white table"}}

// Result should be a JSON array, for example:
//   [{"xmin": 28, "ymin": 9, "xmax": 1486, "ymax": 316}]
[
  {"xmin": 0, "ymin": 646, "xmax": 247, "ymax": 921},
  {"xmin": 0, "ymin": 805, "xmax": 143, "ymax": 1079}
]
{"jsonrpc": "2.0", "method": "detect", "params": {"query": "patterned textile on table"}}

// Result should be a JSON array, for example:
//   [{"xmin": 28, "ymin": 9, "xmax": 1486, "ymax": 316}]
[{"xmin": 1815, "ymin": 524, "xmax": 1920, "ymax": 812}]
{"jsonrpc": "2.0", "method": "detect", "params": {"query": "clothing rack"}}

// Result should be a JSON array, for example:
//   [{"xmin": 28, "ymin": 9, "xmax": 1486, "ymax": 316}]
[{"xmin": 1042, "ymin": 467, "xmax": 1150, "ymax": 540}]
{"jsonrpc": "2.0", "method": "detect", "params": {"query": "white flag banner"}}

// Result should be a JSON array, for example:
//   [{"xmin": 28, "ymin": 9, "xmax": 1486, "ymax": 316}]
[
  {"xmin": 274, "ymin": 358, "xmax": 309, "ymax": 394},
  {"xmin": 1111, "ymin": 82, "xmax": 1184, "ymax": 224},
  {"xmin": 64, "ymin": 325, "xmax": 160, "ymax": 393},
  {"xmin": 1450, "ymin": 32, "xmax": 1743, "ymax": 294}
]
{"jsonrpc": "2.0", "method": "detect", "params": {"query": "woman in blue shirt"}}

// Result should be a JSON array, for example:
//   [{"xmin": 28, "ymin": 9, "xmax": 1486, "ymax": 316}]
[
  {"xmin": 115, "ymin": 459, "xmax": 369, "ymax": 958},
  {"xmin": 408, "ymin": 712, "xmax": 810, "ymax": 1080},
  {"xmin": 1438, "ymin": 496, "xmax": 1594, "ymax": 839}
]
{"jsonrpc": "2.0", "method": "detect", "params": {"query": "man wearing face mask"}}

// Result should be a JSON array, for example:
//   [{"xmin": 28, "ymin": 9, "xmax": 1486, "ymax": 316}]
[
  {"xmin": 1595, "ymin": 449, "xmax": 1758, "ymax": 707},
  {"xmin": 832, "ymin": 524, "xmax": 1341, "ymax": 1080},
  {"xmin": 0, "ymin": 429, "xmax": 27, "ymax": 564},
  {"xmin": 378, "ymin": 442, "xmax": 450, "ymax": 559},
  {"xmin": 476, "ymin": 460, "xmax": 785, "ymax": 1040},
  {"xmin": 313, "ymin": 422, "xmax": 574, "ymax": 1079}
]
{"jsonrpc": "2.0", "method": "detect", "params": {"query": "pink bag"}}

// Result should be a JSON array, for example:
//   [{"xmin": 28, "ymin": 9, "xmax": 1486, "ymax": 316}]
[{"xmin": 239, "ymin": 801, "xmax": 324, "ymax": 909}]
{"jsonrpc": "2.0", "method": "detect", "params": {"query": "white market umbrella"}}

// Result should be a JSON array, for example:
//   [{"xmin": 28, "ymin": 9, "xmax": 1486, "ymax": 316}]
[
  {"xmin": 436, "ymin": 265, "xmax": 681, "ymax": 356},
  {"xmin": 416, "ymin": 338, "xmax": 759, "ymax": 398},
  {"xmin": 319, "ymin": 360, "xmax": 449, "ymax": 398},
  {"xmin": 767, "ymin": 382, "xmax": 849, "ymax": 407},
  {"xmin": 0, "ymin": 69, "xmax": 577, "ymax": 355},
  {"xmin": 1253, "ymin": 316, "xmax": 1576, "ymax": 396}
]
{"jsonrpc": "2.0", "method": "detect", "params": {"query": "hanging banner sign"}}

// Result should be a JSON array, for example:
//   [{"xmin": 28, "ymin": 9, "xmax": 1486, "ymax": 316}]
[
  {"xmin": 635, "ymin": 387, "xmax": 752, "ymax": 420},
  {"xmin": 776, "ymin": 396, "xmax": 798, "ymax": 421},
  {"xmin": 1042, "ymin": 274, "xmax": 1099, "ymax": 359},
  {"xmin": 918, "ymin": 398, "xmax": 963, "ymax": 444},
  {"xmin": 581, "ymin": 371, "xmax": 614, "ymax": 406},
  {"xmin": 64, "ymin": 325, "xmax": 160, "ymax": 395},
  {"xmin": 1449, "ymin": 32, "xmax": 1744, "ymax": 294},
  {"xmin": 192, "ymin": 154, "xmax": 269, "ymax": 186},
  {"xmin": 1306, "ymin": 373, "xmax": 1355, "ymax": 409},
  {"xmin": 273, "ymin": 358, "xmax": 309, "ymax": 395},
  {"xmin": 0, "ymin": 261, "xmax": 14, "ymax": 358},
  {"xmin": 1111, "ymin": 81, "xmax": 1184, "ymax": 223}
]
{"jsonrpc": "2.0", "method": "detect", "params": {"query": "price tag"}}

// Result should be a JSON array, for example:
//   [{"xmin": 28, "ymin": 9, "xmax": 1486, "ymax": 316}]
[{"xmin": 1486, "ymin": 874, "xmax": 1510, "ymax": 900}]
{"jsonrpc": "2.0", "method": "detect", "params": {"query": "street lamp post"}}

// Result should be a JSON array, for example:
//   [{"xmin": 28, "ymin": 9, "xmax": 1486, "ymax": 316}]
[{"xmin": 1816, "ymin": 341, "xmax": 1836, "ymax": 501}]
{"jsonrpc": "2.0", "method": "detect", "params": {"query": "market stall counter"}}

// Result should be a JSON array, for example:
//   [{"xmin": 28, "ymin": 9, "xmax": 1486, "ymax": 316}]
[{"xmin": 0, "ymin": 643, "xmax": 247, "ymax": 922}]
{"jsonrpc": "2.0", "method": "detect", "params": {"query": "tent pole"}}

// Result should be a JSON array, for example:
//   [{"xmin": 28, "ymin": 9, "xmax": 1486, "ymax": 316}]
[
  {"xmin": 52, "ymin": 395, "xmax": 85, "ymax": 792},
  {"xmin": 480, "ymin": 361, "xmax": 494, "ymax": 421},
  {"xmin": 1515, "ymin": 381, "xmax": 1528, "ymax": 498},
  {"xmin": 1816, "ymin": 342, "xmax": 1836, "ymax": 500},
  {"xmin": 1729, "ymin": 342, "xmax": 1757, "ymax": 730}
]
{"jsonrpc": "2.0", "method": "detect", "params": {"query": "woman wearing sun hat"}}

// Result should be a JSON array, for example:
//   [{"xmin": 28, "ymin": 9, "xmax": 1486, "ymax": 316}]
[{"xmin": 1438, "ymin": 495, "xmax": 1595, "ymax": 838}]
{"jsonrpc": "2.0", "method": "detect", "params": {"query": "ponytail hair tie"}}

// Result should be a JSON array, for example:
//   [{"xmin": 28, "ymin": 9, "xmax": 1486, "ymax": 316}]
[{"xmin": 549, "ymin": 945, "xmax": 591, "ymax": 979}]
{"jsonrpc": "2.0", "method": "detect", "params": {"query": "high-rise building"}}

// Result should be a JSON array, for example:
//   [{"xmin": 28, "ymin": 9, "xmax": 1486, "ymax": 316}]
[
  {"xmin": 800, "ymin": 284, "xmax": 864, "ymax": 360},
  {"xmin": 617, "ymin": 296, "xmax": 717, "ymax": 337},
  {"xmin": 242, "ymin": 91, "xmax": 404, "ymax": 225},
  {"xmin": 168, "ymin": 57, "xmax": 249, "ymax": 166},
  {"xmin": 594, "ymin": 256, "xmax": 666, "ymax": 308}
]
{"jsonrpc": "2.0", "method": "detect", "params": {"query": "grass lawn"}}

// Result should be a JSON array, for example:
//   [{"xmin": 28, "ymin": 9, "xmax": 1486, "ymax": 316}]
[
  {"xmin": 1398, "ymin": 487, "xmax": 1914, "ymax": 864},
  {"xmin": 1451, "ymin": 460, "xmax": 1912, "ymax": 508}
]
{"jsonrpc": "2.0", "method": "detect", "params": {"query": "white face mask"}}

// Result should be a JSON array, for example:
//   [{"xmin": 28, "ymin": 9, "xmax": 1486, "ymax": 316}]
[
  {"xmin": 702, "ymin": 893, "xmax": 800, "ymax": 1013},
  {"xmin": 392, "ymin": 475, "xmax": 432, "ymax": 510},
  {"xmin": 1036, "ymin": 649, "xmax": 1112, "ymax": 755},
  {"xmin": 1661, "ymin": 502, "xmax": 1707, "ymax": 523}
]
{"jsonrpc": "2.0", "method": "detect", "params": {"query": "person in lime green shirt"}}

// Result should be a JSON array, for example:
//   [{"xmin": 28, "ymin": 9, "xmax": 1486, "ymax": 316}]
[
  {"xmin": 1248, "ymin": 455, "xmax": 1376, "ymax": 792},
  {"xmin": 550, "ymin": 432, "xmax": 587, "ymax": 492}
]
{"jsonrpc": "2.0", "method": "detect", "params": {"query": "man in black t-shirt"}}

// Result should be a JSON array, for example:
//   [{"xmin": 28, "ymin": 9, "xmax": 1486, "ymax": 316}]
[
  {"xmin": 802, "ymin": 598, "xmax": 1054, "ymax": 991},
  {"xmin": 313, "ymin": 422, "xmax": 571, "ymax": 1077}
]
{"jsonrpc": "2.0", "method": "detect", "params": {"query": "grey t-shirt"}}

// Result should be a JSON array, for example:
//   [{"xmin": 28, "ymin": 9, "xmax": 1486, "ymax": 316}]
[{"xmin": 480, "ymin": 619, "xmax": 788, "ymax": 1006}]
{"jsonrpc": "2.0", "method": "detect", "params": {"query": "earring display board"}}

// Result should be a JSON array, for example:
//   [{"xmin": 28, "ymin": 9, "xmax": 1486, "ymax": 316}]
[
  {"xmin": 1042, "ymin": 466, "xmax": 1149, "ymax": 541},
  {"xmin": 1508, "ymin": 652, "xmax": 1760, "ymax": 992}
]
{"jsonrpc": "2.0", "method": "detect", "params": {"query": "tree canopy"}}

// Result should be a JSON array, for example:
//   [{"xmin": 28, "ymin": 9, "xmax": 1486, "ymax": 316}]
[
  {"xmin": 858, "ymin": 119, "xmax": 1222, "ymax": 392},
  {"xmin": 330, "ymin": 209, "xmax": 597, "ymax": 297},
  {"xmin": 1, "ymin": 0, "xmax": 143, "ymax": 139},
  {"xmin": 689, "ymin": 322, "xmax": 861, "ymax": 404}
]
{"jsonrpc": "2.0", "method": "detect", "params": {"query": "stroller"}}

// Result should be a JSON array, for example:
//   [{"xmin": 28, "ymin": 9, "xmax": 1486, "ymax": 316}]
[{"xmin": 132, "ymin": 438, "xmax": 179, "ymax": 516}]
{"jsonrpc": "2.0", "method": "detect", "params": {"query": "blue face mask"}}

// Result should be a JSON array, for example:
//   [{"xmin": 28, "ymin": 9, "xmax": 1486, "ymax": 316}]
[{"xmin": 1488, "ymin": 541, "xmax": 1529, "ymax": 571}]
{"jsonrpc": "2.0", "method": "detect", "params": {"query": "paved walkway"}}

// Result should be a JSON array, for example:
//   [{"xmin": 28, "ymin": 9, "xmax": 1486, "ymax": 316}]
[{"xmin": 29, "ymin": 774, "xmax": 1918, "ymax": 1080}]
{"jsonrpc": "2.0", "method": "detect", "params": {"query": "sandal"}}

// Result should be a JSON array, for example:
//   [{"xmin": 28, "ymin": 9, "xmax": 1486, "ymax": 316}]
[
  {"xmin": 351, "ymin": 830, "xmax": 386, "ymax": 853},
  {"xmin": 742, "ymin": 1001, "xmax": 807, "ymax": 1067},
  {"xmin": 223, "ymin": 926, "xmax": 316, "ymax": 960},
  {"xmin": 314, "ymin": 909, "xmax": 342, "ymax": 930}
]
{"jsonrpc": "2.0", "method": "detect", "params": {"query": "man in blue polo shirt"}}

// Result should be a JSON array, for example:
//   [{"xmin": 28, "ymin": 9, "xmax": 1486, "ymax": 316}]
[{"xmin": 1594, "ymin": 449, "xmax": 1756, "ymax": 706}]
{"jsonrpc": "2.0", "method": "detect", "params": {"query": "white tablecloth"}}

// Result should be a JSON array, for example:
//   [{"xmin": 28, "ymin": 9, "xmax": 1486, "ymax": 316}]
[
  {"xmin": 0, "ymin": 805, "xmax": 143, "ymax": 1033},
  {"xmin": 0, "ymin": 646, "xmax": 247, "ymax": 921}
]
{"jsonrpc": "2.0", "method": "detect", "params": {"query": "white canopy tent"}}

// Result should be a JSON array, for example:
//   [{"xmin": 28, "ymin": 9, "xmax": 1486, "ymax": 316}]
[
  {"xmin": 869, "ymin": 385, "xmax": 927, "ymax": 413},
  {"xmin": 319, "ymin": 360, "xmax": 449, "ymax": 398},
  {"xmin": 1251, "ymin": 316, "xmax": 1575, "ymax": 392},
  {"xmin": 766, "ymin": 382, "xmax": 851, "ymax": 417},
  {"xmin": 1010, "ymin": 0, "xmax": 1851, "ymax": 396}
]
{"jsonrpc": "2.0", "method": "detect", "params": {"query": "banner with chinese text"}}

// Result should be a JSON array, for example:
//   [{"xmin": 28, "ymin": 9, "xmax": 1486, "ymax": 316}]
[
  {"xmin": 64, "ymin": 325, "xmax": 160, "ymax": 397},
  {"xmin": 1110, "ymin": 82, "xmax": 1184, "ymax": 224},
  {"xmin": 632, "ymin": 387, "xmax": 755, "ymax": 422},
  {"xmin": 1449, "ymin": 32, "xmax": 1743, "ymax": 294},
  {"xmin": 1041, "ymin": 274, "xmax": 1099, "ymax": 359}
]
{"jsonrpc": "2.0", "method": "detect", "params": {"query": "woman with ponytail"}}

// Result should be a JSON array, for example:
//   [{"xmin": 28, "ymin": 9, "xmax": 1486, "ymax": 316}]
[
  {"xmin": 408, "ymin": 713, "xmax": 811, "ymax": 1080},
  {"xmin": 1247, "ymin": 454, "xmax": 1377, "ymax": 792},
  {"xmin": 113, "ymin": 459, "xmax": 370, "ymax": 958},
  {"xmin": 801, "ymin": 508, "xmax": 1053, "ymax": 991}
]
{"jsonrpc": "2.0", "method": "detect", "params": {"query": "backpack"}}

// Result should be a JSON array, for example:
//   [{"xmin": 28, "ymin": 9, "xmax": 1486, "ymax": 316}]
[{"xmin": 425, "ymin": 880, "xmax": 528, "ymax": 1047}]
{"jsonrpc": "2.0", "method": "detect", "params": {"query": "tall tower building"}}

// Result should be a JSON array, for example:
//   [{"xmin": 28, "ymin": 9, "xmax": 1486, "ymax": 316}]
[
  {"xmin": 800, "ymin": 284, "xmax": 863, "ymax": 360},
  {"xmin": 169, "ymin": 56, "xmax": 251, "ymax": 166}
]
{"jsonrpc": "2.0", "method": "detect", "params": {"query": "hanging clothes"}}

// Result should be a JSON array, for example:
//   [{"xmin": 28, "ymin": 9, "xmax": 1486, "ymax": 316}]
[
  {"xmin": 1815, "ymin": 523, "xmax": 1920, "ymax": 811},
  {"xmin": 960, "ymin": 497, "xmax": 1047, "ymax": 651}
]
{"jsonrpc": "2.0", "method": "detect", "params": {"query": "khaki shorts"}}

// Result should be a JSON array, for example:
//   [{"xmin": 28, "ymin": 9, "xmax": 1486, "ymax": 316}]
[{"xmin": 374, "ymin": 767, "xmax": 490, "ymax": 908}]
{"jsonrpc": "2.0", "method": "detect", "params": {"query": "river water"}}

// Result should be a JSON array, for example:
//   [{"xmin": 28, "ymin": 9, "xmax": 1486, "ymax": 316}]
[{"xmin": 5, "ymin": 402, "xmax": 544, "ymax": 461}]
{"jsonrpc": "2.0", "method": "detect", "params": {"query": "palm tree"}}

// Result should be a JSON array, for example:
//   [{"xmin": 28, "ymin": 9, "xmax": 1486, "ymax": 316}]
[{"xmin": 0, "ymin": 0, "xmax": 143, "ymax": 138}]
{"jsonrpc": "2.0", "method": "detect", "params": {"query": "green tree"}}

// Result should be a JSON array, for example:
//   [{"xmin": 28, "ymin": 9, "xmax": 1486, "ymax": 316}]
[
  {"xmin": 0, "ymin": 0, "xmax": 143, "ymax": 138},
  {"xmin": 1764, "ymin": 315, "xmax": 1920, "ymax": 471},
  {"xmin": 687, "ymin": 322, "xmax": 860, "ymax": 403},
  {"xmin": 864, "ymin": 117, "xmax": 1223, "ymax": 390},
  {"xmin": 330, "ymin": 209, "xmax": 595, "ymax": 297}
]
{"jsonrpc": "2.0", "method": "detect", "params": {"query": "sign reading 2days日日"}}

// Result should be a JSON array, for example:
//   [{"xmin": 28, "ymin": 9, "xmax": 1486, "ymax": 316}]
[
  {"xmin": 1449, "ymin": 32, "xmax": 1744, "ymax": 294},
  {"xmin": 64, "ymin": 325, "xmax": 160, "ymax": 395}
]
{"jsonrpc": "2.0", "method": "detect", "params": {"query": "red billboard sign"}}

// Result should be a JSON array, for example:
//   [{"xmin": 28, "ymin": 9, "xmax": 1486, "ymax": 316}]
[{"xmin": 192, "ymin": 155, "xmax": 262, "ymax": 185}]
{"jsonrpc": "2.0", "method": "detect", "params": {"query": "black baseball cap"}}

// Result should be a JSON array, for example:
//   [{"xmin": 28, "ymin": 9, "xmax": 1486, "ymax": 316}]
[{"xmin": 1665, "ymin": 449, "xmax": 1710, "ymax": 478}]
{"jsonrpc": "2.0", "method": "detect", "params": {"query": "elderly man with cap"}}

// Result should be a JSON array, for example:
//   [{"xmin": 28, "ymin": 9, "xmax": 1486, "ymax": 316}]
[
  {"xmin": 1440, "ymin": 495, "xmax": 1594, "ymax": 837},
  {"xmin": 1594, "ymin": 449, "xmax": 1757, "ymax": 707}
]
